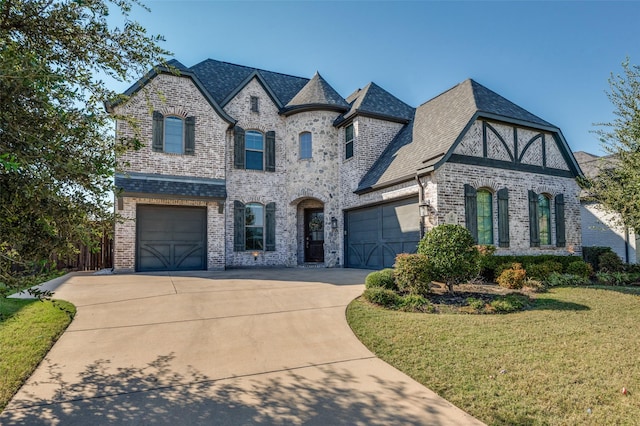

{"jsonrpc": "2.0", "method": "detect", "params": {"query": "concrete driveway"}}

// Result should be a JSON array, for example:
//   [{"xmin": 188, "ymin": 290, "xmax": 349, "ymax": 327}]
[{"xmin": 2, "ymin": 268, "xmax": 483, "ymax": 425}]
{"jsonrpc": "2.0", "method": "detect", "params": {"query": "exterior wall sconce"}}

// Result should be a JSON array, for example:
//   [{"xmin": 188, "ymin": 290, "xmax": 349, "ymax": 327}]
[
  {"xmin": 252, "ymin": 251, "xmax": 259, "ymax": 261},
  {"xmin": 419, "ymin": 200, "xmax": 430, "ymax": 217},
  {"xmin": 331, "ymin": 217, "xmax": 338, "ymax": 229}
]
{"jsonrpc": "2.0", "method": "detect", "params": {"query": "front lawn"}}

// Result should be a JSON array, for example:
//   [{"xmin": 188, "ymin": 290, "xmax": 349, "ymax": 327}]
[
  {"xmin": 0, "ymin": 298, "xmax": 75, "ymax": 412},
  {"xmin": 347, "ymin": 286, "xmax": 640, "ymax": 425}
]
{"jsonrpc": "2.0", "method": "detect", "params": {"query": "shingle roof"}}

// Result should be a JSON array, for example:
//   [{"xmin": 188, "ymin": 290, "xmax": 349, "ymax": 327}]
[
  {"xmin": 356, "ymin": 79, "xmax": 563, "ymax": 193},
  {"xmin": 189, "ymin": 59, "xmax": 309, "ymax": 108},
  {"xmin": 335, "ymin": 82, "xmax": 414, "ymax": 126},
  {"xmin": 283, "ymin": 72, "xmax": 349, "ymax": 113},
  {"xmin": 115, "ymin": 172, "xmax": 226, "ymax": 200},
  {"xmin": 574, "ymin": 151, "xmax": 616, "ymax": 179}
]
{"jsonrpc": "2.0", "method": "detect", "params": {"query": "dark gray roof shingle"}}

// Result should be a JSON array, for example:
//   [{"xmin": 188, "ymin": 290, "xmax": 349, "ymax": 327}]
[
  {"xmin": 189, "ymin": 59, "xmax": 309, "ymax": 108},
  {"xmin": 357, "ymin": 79, "xmax": 564, "ymax": 193},
  {"xmin": 335, "ymin": 82, "xmax": 414, "ymax": 125},
  {"xmin": 115, "ymin": 172, "xmax": 226, "ymax": 200},
  {"xmin": 284, "ymin": 72, "xmax": 349, "ymax": 111}
]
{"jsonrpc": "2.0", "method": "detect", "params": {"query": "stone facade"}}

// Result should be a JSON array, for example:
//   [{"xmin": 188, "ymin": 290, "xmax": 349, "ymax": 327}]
[{"xmin": 112, "ymin": 64, "xmax": 583, "ymax": 272}]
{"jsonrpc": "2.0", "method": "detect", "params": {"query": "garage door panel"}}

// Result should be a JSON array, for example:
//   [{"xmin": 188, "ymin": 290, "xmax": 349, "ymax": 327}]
[
  {"xmin": 346, "ymin": 198, "xmax": 419, "ymax": 269},
  {"xmin": 137, "ymin": 206, "xmax": 207, "ymax": 272}
]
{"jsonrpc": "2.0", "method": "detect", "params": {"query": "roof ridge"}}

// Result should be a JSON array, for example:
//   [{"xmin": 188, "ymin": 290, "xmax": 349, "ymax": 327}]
[
  {"xmin": 416, "ymin": 79, "xmax": 471, "ymax": 109},
  {"xmin": 194, "ymin": 58, "xmax": 309, "ymax": 81}
]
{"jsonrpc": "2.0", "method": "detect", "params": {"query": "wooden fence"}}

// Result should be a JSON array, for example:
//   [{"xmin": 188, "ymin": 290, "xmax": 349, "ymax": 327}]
[{"xmin": 58, "ymin": 233, "xmax": 113, "ymax": 271}]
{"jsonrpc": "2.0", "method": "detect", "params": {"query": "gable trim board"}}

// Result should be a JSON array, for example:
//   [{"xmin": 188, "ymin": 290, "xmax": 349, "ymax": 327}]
[{"xmin": 112, "ymin": 58, "xmax": 584, "ymax": 272}]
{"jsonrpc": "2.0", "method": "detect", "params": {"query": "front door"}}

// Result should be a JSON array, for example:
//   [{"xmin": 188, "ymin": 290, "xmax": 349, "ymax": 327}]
[{"xmin": 304, "ymin": 209, "xmax": 324, "ymax": 262}]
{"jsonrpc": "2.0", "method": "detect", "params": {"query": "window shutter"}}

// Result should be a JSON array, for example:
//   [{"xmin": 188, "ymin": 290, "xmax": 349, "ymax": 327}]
[
  {"xmin": 555, "ymin": 194, "xmax": 566, "ymax": 247},
  {"xmin": 185, "ymin": 116, "xmax": 195, "ymax": 155},
  {"xmin": 464, "ymin": 184, "xmax": 478, "ymax": 243},
  {"xmin": 152, "ymin": 111, "xmax": 164, "ymax": 152},
  {"xmin": 529, "ymin": 190, "xmax": 540, "ymax": 247},
  {"xmin": 234, "ymin": 126, "xmax": 245, "ymax": 169},
  {"xmin": 497, "ymin": 188, "xmax": 510, "ymax": 248},
  {"xmin": 265, "ymin": 131, "xmax": 276, "ymax": 172},
  {"xmin": 234, "ymin": 201, "xmax": 245, "ymax": 251},
  {"xmin": 265, "ymin": 202, "xmax": 276, "ymax": 251}
]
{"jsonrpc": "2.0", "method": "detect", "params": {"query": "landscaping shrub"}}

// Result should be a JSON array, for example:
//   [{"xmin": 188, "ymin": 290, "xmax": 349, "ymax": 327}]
[
  {"xmin": 595, "ymin": 271, "xmax": 631, "ymax": 286},
  {"xmin": 598, "ymin": 251, "xmax": 624, "ymax": 272},
  {"xmin": 418, "ymin": 224, "xmax": 479, "ymax": 293},
  {"xmin": 398, "ymin": 294, "xmax": 434, "ymax": 313},
  {"xmin": 546, "ymin": 272, "xmax": 591, "ymax": 287},
  {"xmin": 479, "ymin": 254, "xmax": 579, "ymax": 282},
  {"xmin": 523, "ymin": 278, "xmax": 547, "ymax": 293},
  {"xmin": 582, "ymin": 246, "xmax": 614, "ymax": 271},
  {"xmin": 566, "ymin": 260, "xmax": 593, "ymax": 279},
  {"xmin": 362, "ymin": 288, "xmax": 400, "ymax": 308},
  {"xmin": 526, "ymin": 261, "xmax": 563, "ymax": 281},
  {"xmin": 466, "ymin": 297, "xmax": 486, "ymax": 311},
  {"xmin": 365, "ymin": 268, "xmax": 397, "ymax": 290},
  {"xmin": 489, "ymin": 293, "xmax": 530, "ymax": 313},
  {"xmin": 394, "ymin": 253, "xmax": 432, "ymax": 296},
  {"xmin": 496, "ymin": 263, "xmax": 526, "ymax": 289}
]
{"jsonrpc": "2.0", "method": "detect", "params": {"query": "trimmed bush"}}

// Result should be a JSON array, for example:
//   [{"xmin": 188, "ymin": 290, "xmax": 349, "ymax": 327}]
[
  {"xmin": 418, "ymin": 224, "xmax": 479, "ymax": 293},
  {"xmin": 365, "ymin": 268, "xmax": 397, "ymax": 290},
  {"xmin": 496, "ymin": 263, "xmax": 526, "ymax": 289},
  {"xmin": 526, "ymin": 261, "xmax": 563, "ymax": 281},
  {"xmin": 398, "ymin": 294, "xmax": 434, "ymax": 312},
  {"xmin": 362, "ymin": 288, "xmax": 400, "ymax": 308},
  {"xmin": 479, "ymin": 254, "xmax": 579, "ymax": 282},
  {"xmin": 566, "ymin": 260, "xmax": 593, "ymax": 279},
  {"xmin": 583, "ymin": 246, "xmax": 614, "ymax": 271},
  {"xmin": 394, "ymin": 253, "xmax": 432, "ymax": 296},
  {"xmin": 598, "ymin": 252, "xmax": 624, "ymax": 272}
]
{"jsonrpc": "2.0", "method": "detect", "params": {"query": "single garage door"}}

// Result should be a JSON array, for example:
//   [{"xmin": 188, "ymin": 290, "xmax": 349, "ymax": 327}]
[
  {"xmin": 345, "ymin": 197, "xmax": 420, "ymax": 269},
  {"xmin": 136, "ymin": 205, "xmax": 207, "ymax": 272}
]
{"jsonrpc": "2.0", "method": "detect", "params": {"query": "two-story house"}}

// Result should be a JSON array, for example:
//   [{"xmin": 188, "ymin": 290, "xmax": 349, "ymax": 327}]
[{"xmin": 109, "ymin": 59, "xmax": 583, "ymax": 272}]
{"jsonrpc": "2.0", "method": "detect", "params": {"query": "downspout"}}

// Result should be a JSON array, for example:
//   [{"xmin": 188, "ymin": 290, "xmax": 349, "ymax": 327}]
[{"xmin": 625, "ymin": 226, "xmax": 630, "ymax": 264}]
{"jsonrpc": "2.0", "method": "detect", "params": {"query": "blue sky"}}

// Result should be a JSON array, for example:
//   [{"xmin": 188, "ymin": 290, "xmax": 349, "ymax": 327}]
[{"xmin": 113, "ymin": 0, "xmax": 640, "ymax": 155}]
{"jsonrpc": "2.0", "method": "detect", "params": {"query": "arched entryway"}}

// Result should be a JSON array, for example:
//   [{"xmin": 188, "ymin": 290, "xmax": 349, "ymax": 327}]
[{"xmin": 295, "ymin": 198, "xmax": 325, "ymax": 265}]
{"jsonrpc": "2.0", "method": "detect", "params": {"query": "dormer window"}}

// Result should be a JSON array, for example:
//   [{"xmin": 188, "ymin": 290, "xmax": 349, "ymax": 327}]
[{"xmin": 250, "ymin": 96, "xmax": 259, "ymax": 113}]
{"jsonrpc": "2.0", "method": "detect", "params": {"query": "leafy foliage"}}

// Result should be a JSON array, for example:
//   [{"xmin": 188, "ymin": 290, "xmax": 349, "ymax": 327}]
[
  {"xmin": 566, "ymin": 260, "xmax": 593, "ymax": 278},
  {"xmin": 584, "ymin": 59, "xmax": 640, "ymax": 231},
  {"xmin": 365, "ymin": 268, "xmax": 397, "ymax": 290},
  {"xmin": 525, "ymin": 261, "xmax": 563, "ymax": 281},
  {"xmin": 417, "ymin": 224, "xmax": 479, "ymax": 293},
  {"xmin": 398, "ymin": 294, "xmax": 433, "ymax": 313},
  {"xmin": 546, "ymin": 272, "xmax": 591, "ymax": 287},
  {"xmin": 582, "ymin": 246, "xmax": 613, "ymax": 271},
  {"xmin": 496, "ymin": 263, "xmax": 526, "ymax": 289},
  {"xmin": 598, "ymin": 251, "xmax": 624, "ymax": 272},
  {"xmin": 489, "ymin": 293, "xmax": 531, "ymax": 313},
  {"xmin": 0, "ymin": 0, "xmax": 169, "ymax": 290},
  {"xmin": 479, "ymin": 254, "xmax": 579, "ymax": 282},
  {"xmin": 394, "ymin": 253, "xmax": 431, "ymax": 296},
  {"xmin": 362, "ymin": 288, "xmax": 400, "ymax": 308}
]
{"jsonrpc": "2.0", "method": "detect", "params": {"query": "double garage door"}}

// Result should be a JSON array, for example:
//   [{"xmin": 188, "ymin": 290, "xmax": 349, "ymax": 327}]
[
  {"xmin": 136, "ymin": 205, "xmax": 207, "ymax": 272},
  {"xmin": 345, "ymin": 197, "xmax": 420, "ymax": 269}
]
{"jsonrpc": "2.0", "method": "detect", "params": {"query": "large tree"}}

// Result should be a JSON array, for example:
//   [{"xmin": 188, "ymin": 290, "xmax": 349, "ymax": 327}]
[
  {"xmin": 0, "ymin": 0, "xmax": 169, "ymax": 289},
  {"xmin": 586, "ymin": 59, "xmax": 640, "ymax": 232}
]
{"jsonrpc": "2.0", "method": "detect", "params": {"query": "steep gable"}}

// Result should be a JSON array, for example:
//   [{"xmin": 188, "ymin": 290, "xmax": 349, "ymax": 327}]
[
  {"xmin": 335, "ymin": 82, "xmax": 414, "ymax": 126},
  {"xmin": 282, "ymin": 72, "xmax": 349, "ymax": 115}
]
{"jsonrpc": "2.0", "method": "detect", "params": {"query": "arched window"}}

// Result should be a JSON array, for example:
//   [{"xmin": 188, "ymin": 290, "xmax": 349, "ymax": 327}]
[
  {"xmin": 164, "ymin": 116, "xmax": 184, "ymax": 154},
  {"xmin": 245, "ymin": 203, "xmax": 264, "ymax": 250},
  {"xmin": 476, "ymin": 189, "xmax": 493, "ymax": 245},
  {"xmin": 538, "ymin": 194, "xmax": 551, "ymax": 245},
  {"xmin": 245, "ymin": 131, "xmax": 264, "ymax": 170},
  {"xmin": 300, "ymin": 132, "xmax": 312, "ymax": 159}
]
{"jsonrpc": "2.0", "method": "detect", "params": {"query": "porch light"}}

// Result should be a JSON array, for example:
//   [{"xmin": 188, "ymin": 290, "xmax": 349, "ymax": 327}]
[
  {"xmin": 331, "ymin": 217, "xmax": 338, "ymax": 229},
  {"xmin": 252, "ymin": 251, "xmax": 259, "ymax": 261},
  {"xmin": 419, "ymin": 200, "xmax": 430, "ymax": 217}
]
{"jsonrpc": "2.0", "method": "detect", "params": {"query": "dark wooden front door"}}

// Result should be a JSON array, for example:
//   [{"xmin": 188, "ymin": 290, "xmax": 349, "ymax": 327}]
[{"xmin": 304, "ymin": 209, "xmax": 324, "ymax": 262}]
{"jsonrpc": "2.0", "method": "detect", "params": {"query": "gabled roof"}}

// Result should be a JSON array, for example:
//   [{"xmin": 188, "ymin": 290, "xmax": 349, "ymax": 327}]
[
  {"xmin": 356, "ymin": 79, "xmax": 576, "ymax": 193},
  {"xmin": 106, "ymin": 59, "xmax": 235, "ymax": 125},
  {"xmin": 334, "ymin": 82, "xmax": 414, "ymax": 126},
  {"xmin": 574, "ymin": 151, "xmax": 616, "ymax": 179},
  {"xmin": 282, "ymin": 72, "xmax": 349, "ymax": 115},
  {"xmin": 189, "ymin": 59, "xmax": 309, "ymax": 109}
]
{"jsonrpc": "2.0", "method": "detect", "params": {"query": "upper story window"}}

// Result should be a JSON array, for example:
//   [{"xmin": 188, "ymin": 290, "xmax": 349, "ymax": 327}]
[
  {"xmin": 345, "ymin": 124, "xmax": 354, "ymax": 159},
  {"xmin": 245, "ymin": 131, "xmax": 264, "ymax": 170},
  {"xmin": 152, "ymin": 111, "xmax": 195, "ymax": 155},
  {"xmin": 300, "ymin": 132, "xmax": 312, "ymax": 159},
  {"xmin": 476, "ymin": 189, "xmax": 493, "ymax": 245},
  {"xmin": 164, "ymin": 116, "xmax": 184, "ymax": 154},
  {"xmin": 538, "ymin": 194, "xmax": 552, "ymax": 245},
  {"xmin": 234, "ymin": 126, "xmax": 276, "ymax": 172},
  {"xmin": 250, "ymin": 96, "xmax": 259, "ymax": 113}
]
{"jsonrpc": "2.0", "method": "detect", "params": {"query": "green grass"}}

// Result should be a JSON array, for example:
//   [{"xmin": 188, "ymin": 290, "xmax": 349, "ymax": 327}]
[
  {"xmin": 347, "ymin": 286, "xmax": 640, "ymax": 425},
  {"xmin": 0, "ymin": 298, "xmax": 75, "ymax": 412}
]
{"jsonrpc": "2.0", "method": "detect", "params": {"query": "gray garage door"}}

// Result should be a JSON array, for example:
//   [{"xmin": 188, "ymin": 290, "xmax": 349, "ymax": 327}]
[
  {"xmin": 345, "ymin": 197, "xmax": 420, "ymax": 269},
  {"xmin": 136, "ymin": 205, "xmax": 207, "ymax": 272}
]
